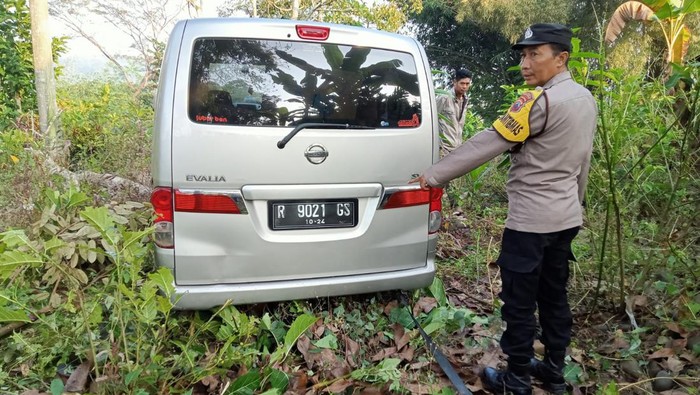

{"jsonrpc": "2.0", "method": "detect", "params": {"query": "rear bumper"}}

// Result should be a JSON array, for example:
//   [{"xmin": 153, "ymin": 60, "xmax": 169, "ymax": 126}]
[{"xmin": 169, "ymin": 258, "xmax": 435, "ymax": 309}]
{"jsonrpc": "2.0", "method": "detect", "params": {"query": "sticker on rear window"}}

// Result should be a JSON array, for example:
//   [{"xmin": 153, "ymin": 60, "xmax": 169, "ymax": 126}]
[
  {"xmin": 195, "ymin": 114, "xmax": 229, "ymax": 123},
  {"xmin": 398, "ymin": 114, "xmax": 420, "ymax": 127}
]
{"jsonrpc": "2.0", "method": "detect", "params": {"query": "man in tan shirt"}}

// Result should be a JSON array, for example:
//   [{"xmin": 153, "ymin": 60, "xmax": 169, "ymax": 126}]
[
  {"xmin": 411, "ymin": 24, "xmax": 597, "ymax": 394},
  {"xmin": 437, "ymin": 68, "xmax": 472, "ymax": 155}
]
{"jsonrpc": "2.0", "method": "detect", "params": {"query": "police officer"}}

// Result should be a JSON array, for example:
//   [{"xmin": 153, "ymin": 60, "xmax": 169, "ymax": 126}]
[{"xmin": 410, "ymin": 23, "xmax": 597, "ymax": 394}]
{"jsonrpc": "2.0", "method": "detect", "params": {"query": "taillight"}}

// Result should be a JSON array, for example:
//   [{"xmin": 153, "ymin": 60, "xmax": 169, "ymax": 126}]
[
  {"xmin": 149, "ymin": 188, "xmax": 246, "ymax": 249},
  {"xmin": 151, "ymin": 187, "xmax": 173, "ymax": 222},
  {"xmin": 429, "ymin": 188, "xmax": 443, "ymax": 212},
  {"xmin": 174, "ymin": 191, "xmax": 241, "ymax": 214},
  {"xmin": 379, "ymin": 187, "xmax": 443, "ymax": 234},
  {"xmin": 150, "ymin": 187, "xmax": 174, "ymax": 248},
  {"xmin": 296, "ymin": 25, "xmax": 330, "ymax": 41},
  {"xmin": 382, "ymin": 189, "xmax": 431, "ymax": 209},
  {"xmin": 428, "ymin": 188, "xmax": 443, "ymax": 234}
]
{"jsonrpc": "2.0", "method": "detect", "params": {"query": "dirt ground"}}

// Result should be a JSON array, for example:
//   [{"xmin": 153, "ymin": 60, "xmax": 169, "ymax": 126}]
[{"xmin": 429, "ymin": 216, "xmax": 700, "ymax": 394}]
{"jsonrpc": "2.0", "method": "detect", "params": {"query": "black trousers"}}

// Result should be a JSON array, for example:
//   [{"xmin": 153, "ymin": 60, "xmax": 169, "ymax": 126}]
[{"xmin": 496, "ymin": 226, "xmax": 579, "ymax": 366}]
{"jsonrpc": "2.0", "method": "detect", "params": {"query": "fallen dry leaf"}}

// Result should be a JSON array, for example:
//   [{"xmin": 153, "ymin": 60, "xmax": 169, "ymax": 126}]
[
  {"xmin": 297, "ymin": 336, "xmax": 312, "ymax": 367},
  {"xmin": 611, "ymin": 329, "xmax": 630, "ymax": 350},
  {"xmin": 664, "ymin": 356, "xmax": 685, "ymax": 374},
  {"xmin": 679, "ymin": 352, "xmax": 699, "ymax": 363},
  {"xmin": 324, "ymin": 378, "xmax": 353, "ymax": 393},
  {"xmin": 570, "ymin": 347, "xmax": 586, "ymax": 364},
  {"xmin": 317, "ymin": 348, "xmax": 344, "ymax": 371},
  {"xmin": 371, "ymin": 346, "xmax": 397, "ymax": 361},
  {"xmin": 343, "ymin": 335, "xmax": 360, "ymax": 368},
  {"xmin": 313, "ymin": 323, "xmax": 325, "ymax": 338},
  {"xmin": 398, "ymin": 345, "xmax": 414, "ymax": 361},
  {"xmin": 383, "ymin": 300, "xmax": 399, "ymax": 316},
  {"xmin": 356, "ymin": 386, "xmax": 384, "ymax": 394},
  {"xmin": 376, "ymin": 331, "xmax": 389, "ymax": 345},
  {"xmin": 414, "ymin": 297, "xmax": 438, "ymax": 315},
  {"xmin": 665, "ymin": 322, "xmax": 687, "ymax": 337},
  {"xmin": 288, "ymin": 370, "xmax": 309, "ymax": 391},
  {"xmin": 65, "ymin": 360, "xmax": 93, "ymax": 392},
  {"xmin": 648, "ymin": 347, "xmax": 675, "ymax": 359},
  {"xmin": 671, "ymin": 338, "xmax": 687, "ymax": 351},
  {"xmin": 478, "ymin": 348, "xmax": 503, "ymax": 368},
  {"xmin": 200, "ymin": 374, "xmax": 220, "ymax": 392},
  {"xmin": 392, "ymin": 323, "xmax": 411, "ymax": 350},
  {"xmin": 400, "ymin": 380, "xmax": 444, "ymax": 394},
  {"xmin": 366, "ymin": 334, "xmax": 381, "ymax": 349},
  {"xmin": 329, "ymin": 364, "xmax": 350, "ymax": 378},
  {"xmin": 297, "ymin": 335, "xmax": 351, "ymax": 382},
  {"xmin": 626, "ymin": 294, "xmax": 648, "ymax": 309}
]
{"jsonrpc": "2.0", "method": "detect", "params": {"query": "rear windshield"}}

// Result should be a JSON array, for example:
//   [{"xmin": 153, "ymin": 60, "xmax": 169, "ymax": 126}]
[{"xmin": 188, "ymin": 38, "xmax": 422, "ymax": 128}]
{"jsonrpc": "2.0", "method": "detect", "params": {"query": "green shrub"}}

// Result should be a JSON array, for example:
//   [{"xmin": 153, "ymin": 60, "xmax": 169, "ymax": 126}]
[
  {"xmin": 57, "ymin": 80, "xmax": 153, "ymax": 185},
  {"xmin": 0, "ymin": 128, "xmax": 52, "ymax": 229}
]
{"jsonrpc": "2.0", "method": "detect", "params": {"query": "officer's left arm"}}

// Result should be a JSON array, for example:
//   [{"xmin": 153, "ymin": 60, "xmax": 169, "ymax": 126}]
[{"xmin": 422, "ymin": 127, "xmax": 516, "ymax": 187}]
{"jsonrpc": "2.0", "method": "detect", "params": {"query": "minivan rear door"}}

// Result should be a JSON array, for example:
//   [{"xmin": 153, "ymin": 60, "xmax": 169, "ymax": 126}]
[{"xmin": 169, "ymin": 20, "xmax": 438, "ymax": 285}]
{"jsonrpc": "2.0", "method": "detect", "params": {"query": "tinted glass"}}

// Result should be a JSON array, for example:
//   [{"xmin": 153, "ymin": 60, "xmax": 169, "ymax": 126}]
[{"xmin": 189, "ymin": 38, "xmax": 421, "ymax": 128}]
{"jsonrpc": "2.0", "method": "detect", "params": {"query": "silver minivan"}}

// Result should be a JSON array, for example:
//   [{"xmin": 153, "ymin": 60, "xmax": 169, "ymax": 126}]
[{"xmin": 151, "ymin": 18, "xmax": 442, "ymax": 309}]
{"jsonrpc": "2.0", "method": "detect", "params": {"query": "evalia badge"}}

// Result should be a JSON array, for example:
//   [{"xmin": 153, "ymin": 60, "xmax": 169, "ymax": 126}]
[{"xmin": 186, "ymin": 175, "xmax": 227, "ymax": 182}]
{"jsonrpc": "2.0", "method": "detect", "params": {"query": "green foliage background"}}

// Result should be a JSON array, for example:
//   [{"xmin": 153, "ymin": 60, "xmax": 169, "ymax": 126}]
[
  {"xmin": 0, "ymin": 0, "xmax": 35, "ymax": 125},
  {"xmin": 0, "ymin": 0, "xmax": 66, "ymax": 129}
]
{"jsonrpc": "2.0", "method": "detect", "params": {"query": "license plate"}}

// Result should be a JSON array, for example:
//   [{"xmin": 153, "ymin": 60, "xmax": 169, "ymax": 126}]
[{"xmin": 269, "ymin": 199, "xmax": 358, "ymax": 230}]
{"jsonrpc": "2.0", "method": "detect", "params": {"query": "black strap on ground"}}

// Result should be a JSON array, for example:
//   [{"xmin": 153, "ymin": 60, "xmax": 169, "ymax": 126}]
[{"xmin": 399, "ymin": 292, "xmax": 472, "ymax": 395}]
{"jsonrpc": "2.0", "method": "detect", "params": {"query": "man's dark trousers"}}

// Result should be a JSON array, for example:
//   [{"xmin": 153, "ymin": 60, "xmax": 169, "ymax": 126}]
[{"xmin": 496, "ymin": 226, "xmax": 580, "ymax": 366}]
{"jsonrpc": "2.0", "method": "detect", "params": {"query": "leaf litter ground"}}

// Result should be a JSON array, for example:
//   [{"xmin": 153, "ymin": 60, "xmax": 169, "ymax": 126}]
[
  {"xmin": 183, "ymin": 212, "xmax": 700, "ymax": 394},
  {"xmin": 39, "ymin": 214, "xmax": 699, "ymax": 395}
]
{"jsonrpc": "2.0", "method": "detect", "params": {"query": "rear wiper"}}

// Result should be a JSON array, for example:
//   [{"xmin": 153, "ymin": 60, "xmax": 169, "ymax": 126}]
[{"xmin": 277, "ymin": 123, "xmax": 374, "ymax": 149}]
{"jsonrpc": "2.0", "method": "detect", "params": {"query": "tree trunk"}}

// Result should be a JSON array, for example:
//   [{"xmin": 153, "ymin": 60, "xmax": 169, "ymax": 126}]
[
  {"xmin": 292, "ymin": 0, "xmax": 299, "ymax": 19},
  {"xmin": 29, "ymin": 0, "xmax": 60, "ymax": 146}
]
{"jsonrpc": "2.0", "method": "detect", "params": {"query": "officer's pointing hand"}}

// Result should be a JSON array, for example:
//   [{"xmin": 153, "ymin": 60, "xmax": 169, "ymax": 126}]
[{"xmin": 408, "ymin": 175, "xmax": 430, "ymax": 190}]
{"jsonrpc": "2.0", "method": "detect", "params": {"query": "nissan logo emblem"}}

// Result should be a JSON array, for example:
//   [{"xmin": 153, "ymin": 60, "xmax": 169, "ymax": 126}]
[{"xmin": 304, "ymin": 144, "xmax": 328, "ymax": 164}]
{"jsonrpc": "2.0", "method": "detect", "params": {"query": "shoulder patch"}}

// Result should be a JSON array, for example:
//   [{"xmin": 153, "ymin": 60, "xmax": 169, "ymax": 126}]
[{"xmin": 492, "ymin": 90, "xmax": 543, "ymax": 143}]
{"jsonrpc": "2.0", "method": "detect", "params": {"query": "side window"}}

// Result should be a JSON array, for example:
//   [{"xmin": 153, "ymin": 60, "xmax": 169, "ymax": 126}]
[{"xmin": 188, "ymin": 39, "xmax": 422, "ymax": 128}]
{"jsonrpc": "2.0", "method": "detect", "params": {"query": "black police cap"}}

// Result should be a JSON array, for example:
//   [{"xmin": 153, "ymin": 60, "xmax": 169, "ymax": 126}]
[{"xmin": 512, "ymin": 23, "xmax": 573, "ymax": 51}]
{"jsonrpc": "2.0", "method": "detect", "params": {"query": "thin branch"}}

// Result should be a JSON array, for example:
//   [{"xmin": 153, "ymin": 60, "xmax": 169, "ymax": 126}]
[
  {"xmin": 55, "ymin": 15, "xmax": 135, "ymax": 87},
  {"xmin": 0, "ymin": 305, "xmax": 54, "ymax": 338}
]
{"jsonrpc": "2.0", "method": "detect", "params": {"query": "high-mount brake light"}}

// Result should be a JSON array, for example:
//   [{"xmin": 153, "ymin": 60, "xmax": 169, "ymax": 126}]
[
  {"xmin": 174, "ymin": 190, "xmax": 241, "ymax": 214},
  {"xmin": 296, "ymin": 25, "xmax": 330, "ymax": 41}
]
